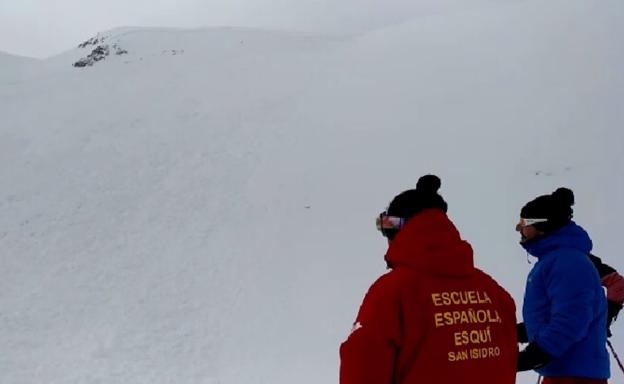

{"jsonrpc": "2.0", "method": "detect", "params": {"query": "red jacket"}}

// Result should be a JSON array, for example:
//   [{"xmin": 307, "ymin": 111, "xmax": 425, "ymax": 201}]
[{"xmin": 340, "ymin": 210, "xmax": 517, "ymax": 384}]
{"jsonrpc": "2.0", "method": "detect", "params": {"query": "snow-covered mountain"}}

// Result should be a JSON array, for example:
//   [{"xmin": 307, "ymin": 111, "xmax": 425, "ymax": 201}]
[
  {"xmin": 0, "ymin": 51, "xmax": 38, "ymax": 67},
  {"xmin": 1, "ymin": 1, "xmax": 623, "ymax": 383},
  {"xmin": 0, "ymin": 51, "xmax": 42, "ymax": 84}
]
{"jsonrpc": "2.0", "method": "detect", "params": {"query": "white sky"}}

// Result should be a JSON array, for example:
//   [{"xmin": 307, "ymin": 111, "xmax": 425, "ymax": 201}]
[{"xmin": 0, "ymin": 0, "xmax": 506, "ymax": 58}]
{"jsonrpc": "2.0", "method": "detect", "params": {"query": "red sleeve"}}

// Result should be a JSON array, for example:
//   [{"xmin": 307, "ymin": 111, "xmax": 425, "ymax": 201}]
[
  {"xmin": 602, "ymin": 272, "xmax": 624, "ymax": 304},
  {"xmin": 340, "ymin": 273, "xmax": 402, "ymax": 384}
]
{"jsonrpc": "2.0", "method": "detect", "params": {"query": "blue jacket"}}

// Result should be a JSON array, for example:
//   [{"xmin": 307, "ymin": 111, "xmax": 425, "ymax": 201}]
[{"xmin": 522, "ymin": 222, "xmax": 609, "ymax": 379}]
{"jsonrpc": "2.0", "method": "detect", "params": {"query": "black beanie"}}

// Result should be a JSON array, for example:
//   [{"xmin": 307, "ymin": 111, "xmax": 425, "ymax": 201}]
[
  {"xmin": 520, "ymin": 187, "xmax": 575, "ymax": 233},
  {"xmin": 387, "ymin": 175, "xmax": 448, "ymax": 219}
]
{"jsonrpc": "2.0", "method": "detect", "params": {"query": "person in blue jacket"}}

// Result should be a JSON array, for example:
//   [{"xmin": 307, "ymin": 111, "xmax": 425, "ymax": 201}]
[{"xmin": 515, "ymin": 187, "xmax": 609, "ymax": 384}]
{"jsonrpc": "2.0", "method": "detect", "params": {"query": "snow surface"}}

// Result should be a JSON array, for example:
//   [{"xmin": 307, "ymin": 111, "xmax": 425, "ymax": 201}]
[
  {"xmin": 1, "ymin": 0, "xmax": 623, "ymax": 383},
  {"xmin": 0, "ymin": 51, "xmax": 42, "ymax": 85}
]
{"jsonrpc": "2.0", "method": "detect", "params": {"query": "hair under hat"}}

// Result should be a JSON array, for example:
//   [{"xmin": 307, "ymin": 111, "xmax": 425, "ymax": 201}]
[{"xmin": 520, "ymin": 187, "xmax": 575, "ymax": 233}]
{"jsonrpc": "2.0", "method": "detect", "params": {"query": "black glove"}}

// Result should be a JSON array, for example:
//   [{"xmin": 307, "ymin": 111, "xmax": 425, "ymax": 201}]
[
  {"xmin": 517, "ymin": 342, "xmax": 551, "ymax": 372},
  {"xmin": 607, "ymin": 300, "xmax": 623, "ymax": 337},
  {"xmin": 517, "ymin": 323, "xmax": 529, "ymax": 343}
]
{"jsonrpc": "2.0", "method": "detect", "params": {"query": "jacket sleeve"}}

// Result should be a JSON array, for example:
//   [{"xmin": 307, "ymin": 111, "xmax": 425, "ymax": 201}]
[
  {"xmin": 603, "ymin": 272, "xmax": 624, "ymax": 304},
  {"xmin": 340, "ymin": 273, "xmax": 402, "ymax": 384},
  {"xmin": 535, "ymin": 253, "xmax": 599, "ymax": 357}
]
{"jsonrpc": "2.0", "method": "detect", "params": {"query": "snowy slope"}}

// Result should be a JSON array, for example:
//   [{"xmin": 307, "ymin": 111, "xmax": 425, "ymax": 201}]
[
  {"xmin": 1, "ymin": 1, "xmax": 624, "ymax": 383},
  {"xmin": 0, "ymin": 51, "xmax": 38, "ymax": 68},
  {"xmin": 0, "ymin": 51, "xmax": 42, "ymax": 84}
]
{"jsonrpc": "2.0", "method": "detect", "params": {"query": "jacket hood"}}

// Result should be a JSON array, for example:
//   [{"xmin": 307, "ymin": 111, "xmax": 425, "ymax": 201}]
[
  {"xmin": 384, "ymin": 209, "xmax": 474, "ymax": 277},
  {"xmin": 521, "ymin": 221, "xmax": 592, "ymax": 258}
]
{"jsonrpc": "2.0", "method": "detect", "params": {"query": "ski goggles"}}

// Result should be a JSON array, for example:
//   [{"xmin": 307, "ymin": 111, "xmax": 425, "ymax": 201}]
[
  {"xmin": 376, "ymin": 212, "xmax": 406, "ymax": 237},
  {"xmin": 519, "ymin": 218, "xmax": 548, "ymax": 227}
]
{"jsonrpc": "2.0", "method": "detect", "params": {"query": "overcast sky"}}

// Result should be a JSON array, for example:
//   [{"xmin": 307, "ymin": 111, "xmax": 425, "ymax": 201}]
[{"xmin": 0, "ymin": 0, "xmax": 504, "ymax": 58}]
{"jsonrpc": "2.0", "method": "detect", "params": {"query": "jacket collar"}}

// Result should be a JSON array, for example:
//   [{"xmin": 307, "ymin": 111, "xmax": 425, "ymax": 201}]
[{"xmin": 521, "ymin": 221, "xmax": 593, "ymax": 258}]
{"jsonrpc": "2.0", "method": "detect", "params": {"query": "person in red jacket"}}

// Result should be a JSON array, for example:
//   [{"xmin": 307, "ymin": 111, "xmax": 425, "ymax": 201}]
[
  {"xmin": 340, "ymin": 175, "xmax": 518, "ymax": 384},
  {"xmin": 588, "ymin": 254, "xmax": 624, "ymax": 337}
]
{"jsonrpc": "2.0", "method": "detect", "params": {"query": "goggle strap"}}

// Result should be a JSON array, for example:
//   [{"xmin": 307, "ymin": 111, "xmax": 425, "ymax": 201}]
[{"xmin": 522, "ymin": 218, "xmax": 549, "ymax": 226}]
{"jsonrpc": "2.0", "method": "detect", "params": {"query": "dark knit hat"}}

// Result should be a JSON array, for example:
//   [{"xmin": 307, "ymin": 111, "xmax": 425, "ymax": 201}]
[
  {"xmin": 387, "ymin": 175, "xmax": 448, "ymax": 219},
  {"xmin": 520, "ymin": 187, "xmax": 575, "ymax": 233}
]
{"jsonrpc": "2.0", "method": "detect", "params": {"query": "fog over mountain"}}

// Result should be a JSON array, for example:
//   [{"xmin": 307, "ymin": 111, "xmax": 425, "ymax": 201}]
[{"xmin": 2, "ymin": 0, "xmax": 511, "ymax": 57}]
